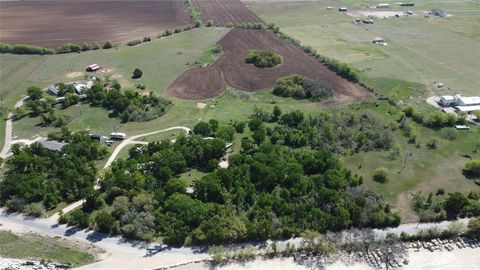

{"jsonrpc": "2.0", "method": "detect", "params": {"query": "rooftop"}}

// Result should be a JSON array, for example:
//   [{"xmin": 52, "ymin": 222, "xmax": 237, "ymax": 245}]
[{"xmin": 39, "ymin": 139, "xmax": 68, "ymax": 152}]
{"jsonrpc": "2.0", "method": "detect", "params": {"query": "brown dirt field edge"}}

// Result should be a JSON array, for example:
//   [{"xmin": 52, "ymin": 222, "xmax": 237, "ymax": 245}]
[
  {"xmin": 0, "ymin": 0, "xmax": 191, "ymax": 47},
  {"xmin": 193, "ymin": 0, "xmax": 263, "ymax": 26},
  {"xmin": 167, "ymin": 28, "xmax": 371, "ymax": 103}
]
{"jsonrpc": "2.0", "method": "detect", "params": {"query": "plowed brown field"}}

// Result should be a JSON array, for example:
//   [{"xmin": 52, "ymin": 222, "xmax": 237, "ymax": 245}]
[
  {"xmin": 167, "ymin": 28, "xmax": 371, "ymax": 103},
  {"xmin": 194, "ymin": 0, "xmax": 262, "ymax": 26},
  {"xmin": 0, "ymin": 0, "xmax": 191, "ymax": 47}
]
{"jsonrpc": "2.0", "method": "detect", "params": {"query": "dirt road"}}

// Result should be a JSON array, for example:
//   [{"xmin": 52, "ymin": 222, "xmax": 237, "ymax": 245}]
[
  {"xmin": 0, "ymin": 208, "xmax": 472, "ymax": 270},
  {"xmin": 0, "ymin": 96, "xmax": 29, "ymax": 159}
]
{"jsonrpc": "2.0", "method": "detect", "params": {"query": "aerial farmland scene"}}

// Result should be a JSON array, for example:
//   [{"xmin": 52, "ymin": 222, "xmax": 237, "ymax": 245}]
[{"xmin": 0, "ymin": 0, "xmax": 479, "ymax": 269}]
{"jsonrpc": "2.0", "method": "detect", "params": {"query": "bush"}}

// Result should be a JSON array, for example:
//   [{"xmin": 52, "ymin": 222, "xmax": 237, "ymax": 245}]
[
  {"xmin": 132, "ymin": 68, "xmax": 143, "ymax": 79},
  {"xmin": 0, "ymin": 42, "xmax": 13, "ymax": 53},
  {"xmin": 206, "ymin": 20, "xmax": 214, "ymax": 27},
  {"xmin": 463, "ymin": 160, "xmax": 480, "ymax": 178},
  {"xmin": 127, "ymin": 39, "xmax": 142, "ymax": 46},
  {"xmin": 56, "ymin": 43, "xmax": 81, "ymax": 53},
  {"xmin": 246, "ymin": 50, "xmax": 283, "ymax": 68},
  {"xmin": 103, "ymin": 40, "xmax": 113, "ymax": 49},
  {"xmin": 24, "ymin": 203, "xmax": 45, "ymax": 217},
  {"xmin": 373, "ymin": 167, "xmax": 389, "ymax": 183},
  {"xmin": 81, "ymin": 43, "xmax": 90, "ymax": 51},
  {"xmin": 272, "ymin": 75, "xmax": 332, "ymax": 100},
  {"xmin": 162, "ymin": 29, "xmax": 173, "ymax": 37}
]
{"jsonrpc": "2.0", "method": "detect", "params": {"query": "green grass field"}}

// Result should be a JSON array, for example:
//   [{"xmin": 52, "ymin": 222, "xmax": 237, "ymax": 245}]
[
  {"xmin": 251, "ymin": 0, "xmax": 480, "ymax": 96},
  {"xmin": 0, "ymin": 231, "xmax": 97, "ymax": 266}
]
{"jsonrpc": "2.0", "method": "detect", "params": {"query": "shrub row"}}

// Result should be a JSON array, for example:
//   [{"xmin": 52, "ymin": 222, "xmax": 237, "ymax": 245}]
[
  {"xmin": 126, "ymin": 37, "xmax": 151, "ymax": 47},
  {"xmin": 185, "ymin": 0, "xmax": 202, "ymax": 27},
  {"xmin": 0, "ymin": 40, "xmax": 116, "ymax": 55}
]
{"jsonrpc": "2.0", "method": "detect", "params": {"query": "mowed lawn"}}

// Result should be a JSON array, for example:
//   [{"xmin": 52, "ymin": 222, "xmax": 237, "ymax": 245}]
[{"xmin": 251, "ymin": 0, "xmax": 480, "ymax": 96}]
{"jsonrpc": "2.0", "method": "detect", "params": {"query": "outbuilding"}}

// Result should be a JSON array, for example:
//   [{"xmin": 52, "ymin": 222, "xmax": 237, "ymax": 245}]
[
  {"xmin": 399, "ymin": 3, "xmax": 415, "ymax": 7},
  {"xmin": 74, "ymin": 84, "xmax": 87, "ymax": 95},
  {"xmin": 376, "ymin": 3, "xmax": 390, "ymax": 8},
  {"xmin": 431, "ymin": 9, "xmax": 447, "ymax": 17},
  {"xmin": 110, "ymin": 132, "xmax": 126, "ymax": 140},
  {"xmin": 439, "ymin": 95, "xmax": 456, "ymax": 107},
  {"xmin": 39, "ymin": 139, "xmax": 68, "ymax": 152},
  {"xmin": 338, "ymin": 7, "xmax": 347, "ymax": 12},
  {"xmin": 86, "ymin": 64, "xmax": 101, "ymax": 72},
  {"xmin": 48, "ymin": 86, "xmax": 60, "ymax": 96},
  {"xmin": 456, "ymin": 96, "xmax": 480, "ymax": 107}
]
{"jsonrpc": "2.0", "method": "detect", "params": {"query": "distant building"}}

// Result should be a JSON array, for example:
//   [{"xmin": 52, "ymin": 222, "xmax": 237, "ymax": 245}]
[
  {"xmin": 110, "ymin": 132, "xmax": 126, "ymax": 140},
  {"xmin": 439, "ymin": 96, "xmax": 456, "ymax": 107},
  {"xmin": 399, "ymin": 3, "xmax": 415, "ymax": 6},
  {"xmin": 431, "ymin": 9, "xmax": 447, "ymax": 17},
  {"xmin": 376, "ymin": 3, "xmax": 390, "ymax": 8},
  {"xmin": 456, "ymin": 96, "xmax": 480, "ymax": 107},
  {"xmin": 86, "ymin": 64, "xmax": 101, "ymax": 72},
  {"xmin": 48, "ymin": 86, "xmax": 59, "ymax": 96},
  {"xmin": 363, "ymin": 19, "xmax": 374, "ymax": 24},
  {"xmin": 39, "ymin": 139, "xmax": 67, "ymax": 152},
  {"xmin": 456, "ymin": 105, "xmax": 480, "ymax": 112},
  {"xmin": 338, "ymin": 7, "xmax": 347, "ymax": 12},
  {"xmin": 74, "ymin": 84, "xmax": 87, "ymax": 95}
]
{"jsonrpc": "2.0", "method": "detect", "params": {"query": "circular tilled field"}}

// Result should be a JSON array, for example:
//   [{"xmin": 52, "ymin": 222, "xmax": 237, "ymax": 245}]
[{"xmin": 167, "ymin": 28, "xmax": 371, "ymax": 103}]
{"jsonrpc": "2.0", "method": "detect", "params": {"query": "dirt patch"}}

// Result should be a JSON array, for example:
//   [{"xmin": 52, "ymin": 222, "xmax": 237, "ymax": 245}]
[
  {"xmin": 194, "ymin": 0, "xmax": 262, "ymax": 26},
  {"xmin": 197, "ymin": 102, "xmax": 207, "ymax": 109},
  {"xmin": 167, "ymin": 28, "xmax": 371, "ymax": 102},
  {"xmin": 168, "ymin": 66, "xmax": 226, "ymax": 99},
  {"xmin": 0, "ymin": 0, "xmax": 191, "ymax": 47},
  {"xmin": 66, "ymin": 72, "xmax": 83, "ymax": 78}
]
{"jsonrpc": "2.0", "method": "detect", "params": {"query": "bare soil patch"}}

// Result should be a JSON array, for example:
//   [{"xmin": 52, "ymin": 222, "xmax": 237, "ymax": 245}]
[
  {"xmin": 197, "ymin": 102, "xmax": 207, "ymax": 109},
  {"xmin": 66, "ymin": 72, "xmax": 83, "ymax": 78},
  {"xmin": 167, "ymin": 66, "xmax": 226, "ymax": 99},
  {"xmin": 0, "ymin": 0, "xmax": 191, "ymax": 47},
  {"xmin": 193, "ymin": 0, "xmax": 262, "ymax": 26},
  {"xmin": 167, "ymin": 28, "xmax": 371, "ymax": 102}
]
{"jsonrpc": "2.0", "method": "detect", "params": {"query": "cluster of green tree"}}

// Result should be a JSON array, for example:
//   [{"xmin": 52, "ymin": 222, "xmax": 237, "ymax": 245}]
[
  {"xmin": 19, "ymin": 86, "xmax": 70, "ymax": 127},
  {"xmin": 464, "ymin": 160, "xmax": 480, "ymax": 179},
  {"xmin": 185, "ymin": 0, "xmax": 202, "ymax": 27},
  {"xmin": 62, "ymin": 115, "xmax": 398, "ymax": 245},
  {"xmin": 0, "ymin": 41, "xmax": 114, "ymax": 55},
  {"xmin": 412, "ymin": 191, "xmax": 480, "ymax": 222},
  {"xmin": 0, "ymin": 131, "xmax": 108, "ymax": 215},
  {"xmin": 193, "ymin": 119, "xmax": 236, "ymax": 142},
  {"xmin": 84, "ymin": 81, "xmax": 172, "ymax": 122},
  {"xmin": 126, "ymin": 37, "xmax": 152, "ymax": 47},
  {"xmin": 272, "ymin": 75, "xmax": 332, "ymax": 100},
  {"xmin": 402, "ymin": 106, "xmax": 464, "ymax": 129},
  {"xmin": 246, "ymin": 50, "xmax": 283, "ymax": 68},
  {"xmin": 253, "ymin": 106, "xmax": 393, "ymax": 154}
]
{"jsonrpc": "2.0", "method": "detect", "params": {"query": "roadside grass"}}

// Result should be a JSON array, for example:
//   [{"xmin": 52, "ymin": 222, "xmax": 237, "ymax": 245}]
[{"xmin": 0, "ymin": 231, "xmax": 97, "ymax": 267}]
